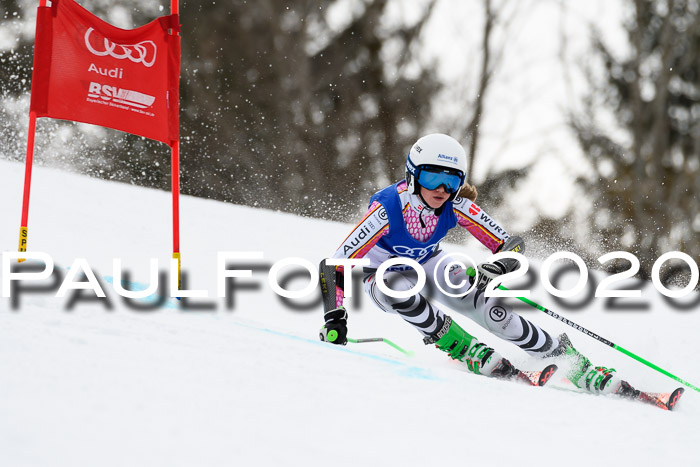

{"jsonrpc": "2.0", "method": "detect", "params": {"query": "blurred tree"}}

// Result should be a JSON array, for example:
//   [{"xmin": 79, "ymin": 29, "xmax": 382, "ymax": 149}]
[
  {"xmin": 177, "ymin": 0, "xmax": 441, "ymax": 218},
  {"xmin": 0, "ymin": 1, "xmax": 32, "ymax": 95},
  {"xmin": 459, "ymin": 0, "xmax": 528, "ymax": 213},
  {"xmin": 571, "ymin": 0, "xmax": 700, "ymax": 278},
  {"xmin": 0, "ymin": 0, "xmax": 36, "ymax": 160}
]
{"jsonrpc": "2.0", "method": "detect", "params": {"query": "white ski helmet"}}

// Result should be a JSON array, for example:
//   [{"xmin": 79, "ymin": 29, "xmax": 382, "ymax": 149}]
[{"xmin": 405, "ymin": 133, "xmax": 467, "ymax": 200}]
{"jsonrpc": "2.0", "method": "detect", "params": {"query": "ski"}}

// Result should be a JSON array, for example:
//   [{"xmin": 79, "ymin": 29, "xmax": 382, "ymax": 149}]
[
  {"xmin": 514, "ymin": 363, "xmax": 559, "ymax": 387},
  {"xmin": 618, "ymin": 381, "xmax": 685, "ymax": 411}
]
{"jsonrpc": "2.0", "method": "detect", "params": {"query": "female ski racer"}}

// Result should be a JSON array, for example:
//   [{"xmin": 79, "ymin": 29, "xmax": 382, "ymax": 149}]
[{"xmin": 318, "ymin": 133, "xmax": 625, "ymax": 394}]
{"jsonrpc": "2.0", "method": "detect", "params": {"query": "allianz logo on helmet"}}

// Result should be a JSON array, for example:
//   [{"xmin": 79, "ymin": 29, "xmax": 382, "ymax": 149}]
[{"xmin": 437, "ymin": 154, "xmax": 458, "ymax": 164}]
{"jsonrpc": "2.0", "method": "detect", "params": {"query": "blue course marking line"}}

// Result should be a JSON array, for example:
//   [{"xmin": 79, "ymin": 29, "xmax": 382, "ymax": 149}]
[
  {"xmin": 46, "ymin": 263, "xmax": 178, "ymax": 310},
  {"xmin": 233, "ymin": 320, "xmax": 440, "ymax": 381},
  {"xmin": 102, "ymin": 275, "xmax": 179, "ymax": 309},
  {"xmin": 100, "ymin": 270, "xmax": 438, "ymax": 380}
]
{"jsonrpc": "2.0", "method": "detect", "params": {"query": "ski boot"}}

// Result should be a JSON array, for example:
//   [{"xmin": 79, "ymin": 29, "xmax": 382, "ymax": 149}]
[
  {"xmin": 424, "ymin": 316, "xmax": 503, "ymax": 376},
  {"xmin": 545, "ymin": 333, "xmax": 621, "ymax": 394},
  {"xmin": 424, "ymin": 317, "xmax": 557, "ymax": 386}
]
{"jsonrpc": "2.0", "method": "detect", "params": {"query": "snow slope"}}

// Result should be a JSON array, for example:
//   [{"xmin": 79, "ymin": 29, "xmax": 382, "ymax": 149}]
[{"xmin": 0, "ymin": 159, "xmax": 698, "ymax": 467}]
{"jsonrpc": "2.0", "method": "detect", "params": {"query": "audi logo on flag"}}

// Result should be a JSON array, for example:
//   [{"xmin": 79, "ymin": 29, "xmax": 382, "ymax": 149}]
[{"xmin": 84, "ymin": 28, "xmax": 157, "ymax": 68}]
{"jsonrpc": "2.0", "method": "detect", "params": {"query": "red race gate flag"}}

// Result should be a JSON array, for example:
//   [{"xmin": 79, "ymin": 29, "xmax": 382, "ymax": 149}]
[
  {"xmin": 30, "ymin": 0, "xmax": 180, "ymax": 145},
  {"xmin": 19, "ymin": 0, "xmax": 183, "ymax": 285}
]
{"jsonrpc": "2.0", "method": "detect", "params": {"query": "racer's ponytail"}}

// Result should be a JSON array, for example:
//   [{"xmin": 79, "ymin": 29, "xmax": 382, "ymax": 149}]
[{"xmin": 458, "ymin": 183, "xmax": 478, "ymax": 201}]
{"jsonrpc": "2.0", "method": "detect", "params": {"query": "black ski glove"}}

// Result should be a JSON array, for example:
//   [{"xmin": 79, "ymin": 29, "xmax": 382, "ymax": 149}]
[
  {"xmin": 474, "ymin": 261, "xmax": 508, "ymax": 291},
  {"xmin": 475, "ymin": 257, "xmax": 524, "ymax": 291},
  {"xmin": 474, "ymin": 235, "xmax": 525, "ymax": 290},
  {"xmin": 319, "ymin": 306, "xmax": 348, "ymax": 345}
]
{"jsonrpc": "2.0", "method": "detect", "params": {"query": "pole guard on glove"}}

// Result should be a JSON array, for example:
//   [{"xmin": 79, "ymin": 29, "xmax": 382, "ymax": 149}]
[{"xmin": 319, "ymin": 306, "xmax": 348, "ymax": 345}]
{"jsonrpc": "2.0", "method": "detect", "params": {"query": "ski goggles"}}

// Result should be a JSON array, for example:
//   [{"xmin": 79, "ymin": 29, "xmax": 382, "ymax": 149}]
[{"xmin": 416, "ymin": 167, "xmax": 464, "ymax": 193}]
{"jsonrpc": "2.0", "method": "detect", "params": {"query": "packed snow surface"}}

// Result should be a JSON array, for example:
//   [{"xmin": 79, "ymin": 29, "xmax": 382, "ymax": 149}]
[{"xmin": 0, "ymin": 160, "xmax": 698, "ymax": 466}]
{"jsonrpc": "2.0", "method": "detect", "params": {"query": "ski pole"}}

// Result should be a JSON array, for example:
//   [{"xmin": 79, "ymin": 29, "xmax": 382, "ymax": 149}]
[
  {"xmin": 347, "ymin": 337, "xmax": 414, "ymax": 356},
  {"xmin": 326, "ymin": 329, "xmax": 413, "ymax": 356},
  {"xmin": 466, "ymin": 267, "xmax": 700, "ymax": 393}
]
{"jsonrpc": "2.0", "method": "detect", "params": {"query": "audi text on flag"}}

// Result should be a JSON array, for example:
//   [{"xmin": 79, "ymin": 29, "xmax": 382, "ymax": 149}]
[{"xmin": 30, "ymin": 0, "xmax": 180, "ymax": 146}]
